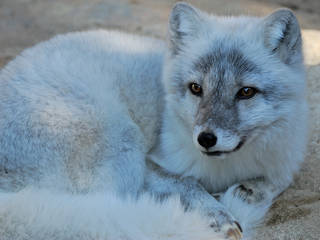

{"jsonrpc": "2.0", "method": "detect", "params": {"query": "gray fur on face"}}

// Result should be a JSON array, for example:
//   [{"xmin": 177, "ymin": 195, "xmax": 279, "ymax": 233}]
[
  {"xmin": 193, "ymin": 45, "xmax": 259, "ymax": 131},
  {"xmin": 194, "ymin": 46, "xmax": 259, "ymax": 77}
]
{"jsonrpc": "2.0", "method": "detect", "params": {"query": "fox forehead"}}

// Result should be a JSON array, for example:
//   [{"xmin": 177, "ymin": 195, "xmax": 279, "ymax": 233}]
[{"xmin": 193, "ymin": 44, "xmax": 260, "ymax": 88}]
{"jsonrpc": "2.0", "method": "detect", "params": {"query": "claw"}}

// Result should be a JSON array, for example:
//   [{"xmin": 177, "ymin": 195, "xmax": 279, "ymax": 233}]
[
  {"xmin": 222, "ymin": 222, "xmax": 243, "ymax": 240},
  {"xmin": 234, "ymin": 221, "xmax": 243, "ymax": 233},
  {"xmin": 227, "ymin": 228, "xmax": 242, "ymax": 240}
]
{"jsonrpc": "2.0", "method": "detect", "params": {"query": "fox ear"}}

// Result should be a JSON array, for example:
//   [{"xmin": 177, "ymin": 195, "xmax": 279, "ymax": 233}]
[
  {"xmin": 263, "ymin": 9, "xmax": 302, "ymax": 65},
  {"xmin": 168, "ymin": 2, "xmax": 203, "ymax": 55}
]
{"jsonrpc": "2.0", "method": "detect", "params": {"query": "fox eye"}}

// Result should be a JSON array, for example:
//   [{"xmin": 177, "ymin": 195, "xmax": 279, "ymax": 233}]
[
  {"xmin": 236, "ymin": 87, "xmax": 257, "ymax": 99},
  {"xmin": 189, "ymin": 83, "xmax": 202, "ymax": 96}
]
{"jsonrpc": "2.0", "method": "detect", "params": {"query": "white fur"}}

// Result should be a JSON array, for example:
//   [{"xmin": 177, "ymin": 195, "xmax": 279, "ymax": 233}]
[
  {"xmin": 0, "ymin": 3, "xmax": 308, "ymax": 240},
  {"xmin": 0, "ymin": 30, "xmax": 165, "ymax": 194},
  {"xmin": 0, "ymin": 29, "xmax": 232, "ymax": 240},
  {"xmin": 153, "ymin": 2, "xmax": 308, "ymax": 236},
  {"xmin": 0, "ymin": 189, "xmax": 225, "ymax": 240}
]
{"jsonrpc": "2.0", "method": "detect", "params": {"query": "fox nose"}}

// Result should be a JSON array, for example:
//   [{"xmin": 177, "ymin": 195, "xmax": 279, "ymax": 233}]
[{"xmin": 197, "ymin": 132, "xmax": 217, "ymax": 149}]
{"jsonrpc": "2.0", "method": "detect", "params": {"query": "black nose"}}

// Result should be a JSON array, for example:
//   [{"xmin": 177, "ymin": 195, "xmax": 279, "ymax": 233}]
[{"xmin": 197, "ymin": 132, "xmax": 217, "ymax": 149}]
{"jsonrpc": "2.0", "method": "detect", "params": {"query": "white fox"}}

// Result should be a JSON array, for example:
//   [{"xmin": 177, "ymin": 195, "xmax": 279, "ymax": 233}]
[{"xmin": 0, "ymin": 2, "xmax": 307, "ymax": 240}]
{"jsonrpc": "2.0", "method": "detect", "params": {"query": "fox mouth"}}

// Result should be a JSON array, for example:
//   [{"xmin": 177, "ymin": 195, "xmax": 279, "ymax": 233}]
[{"xmin": 201, "ymin": 139, "xmax": 245, "ymax": 156}]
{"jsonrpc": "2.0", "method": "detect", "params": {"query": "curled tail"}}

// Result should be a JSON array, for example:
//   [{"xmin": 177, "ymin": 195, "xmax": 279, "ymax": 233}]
[{"xmin": 0, "ymin": 188, "xmax": 226, "ymax": 240}]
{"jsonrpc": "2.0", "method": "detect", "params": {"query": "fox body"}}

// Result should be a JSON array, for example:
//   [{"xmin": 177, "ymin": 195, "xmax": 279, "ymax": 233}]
[
  {"xmin": 0, "ymin": 31, "xmax": 164, "ymax": 195},
  {"xmin": 0, "ymin": 3, "xmax": 307, "ymax": 240}
]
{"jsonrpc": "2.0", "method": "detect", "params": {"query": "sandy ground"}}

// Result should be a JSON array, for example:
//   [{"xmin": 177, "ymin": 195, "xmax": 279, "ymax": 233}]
[{"xmin": 0, "ymin": 0, "xmax": 319, "ymax": 239}]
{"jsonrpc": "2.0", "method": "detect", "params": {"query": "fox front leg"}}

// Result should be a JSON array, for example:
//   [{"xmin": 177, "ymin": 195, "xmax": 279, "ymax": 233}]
[{"xmin": 144, "ymin": 161, "xmax": 243, "ymax": 240}]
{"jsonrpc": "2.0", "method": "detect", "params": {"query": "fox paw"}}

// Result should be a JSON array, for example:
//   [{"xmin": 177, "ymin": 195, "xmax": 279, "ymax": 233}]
[
  {"xmin": 209, "ymin": 213, "xmax": 243, "ymax": 240},
  {"xmin": 233, "ymin": 183, "xmax": 265, "ymax": 204}
]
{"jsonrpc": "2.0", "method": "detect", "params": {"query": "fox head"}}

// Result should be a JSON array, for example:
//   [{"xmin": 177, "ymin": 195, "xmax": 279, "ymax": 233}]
[{"xmin": 163, "ymin": 2, "xmax": 305, "ymax": 157}]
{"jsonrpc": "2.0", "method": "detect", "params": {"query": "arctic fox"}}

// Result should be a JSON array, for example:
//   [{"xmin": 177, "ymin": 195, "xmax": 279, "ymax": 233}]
[{"xmin": 0, "ymin": 2, "xmax": 307, "ymax": 240}]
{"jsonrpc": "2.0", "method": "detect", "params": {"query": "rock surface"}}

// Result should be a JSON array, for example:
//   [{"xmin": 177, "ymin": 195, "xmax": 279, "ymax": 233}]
[{"xmin": 0, "ymin": 0, "xmax": 319, "ymax": 239}]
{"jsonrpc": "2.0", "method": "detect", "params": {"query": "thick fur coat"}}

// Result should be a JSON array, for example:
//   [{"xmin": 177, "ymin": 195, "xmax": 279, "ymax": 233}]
[{"xmin": 0, "ymin": 2, "xmax": 308, "ymax": 240}]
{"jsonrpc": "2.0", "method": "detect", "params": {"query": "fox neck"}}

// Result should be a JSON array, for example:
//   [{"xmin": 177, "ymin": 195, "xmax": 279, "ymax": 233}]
[{"xmin": 153, "ymin": 104, "xmax": 242, "ymax": 192}]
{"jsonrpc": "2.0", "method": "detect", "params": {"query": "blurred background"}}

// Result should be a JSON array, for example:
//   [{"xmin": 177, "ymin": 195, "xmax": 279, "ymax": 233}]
[{"xmin": 0, "ymin": 0, "xmax": 319, "ymax": 239}]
